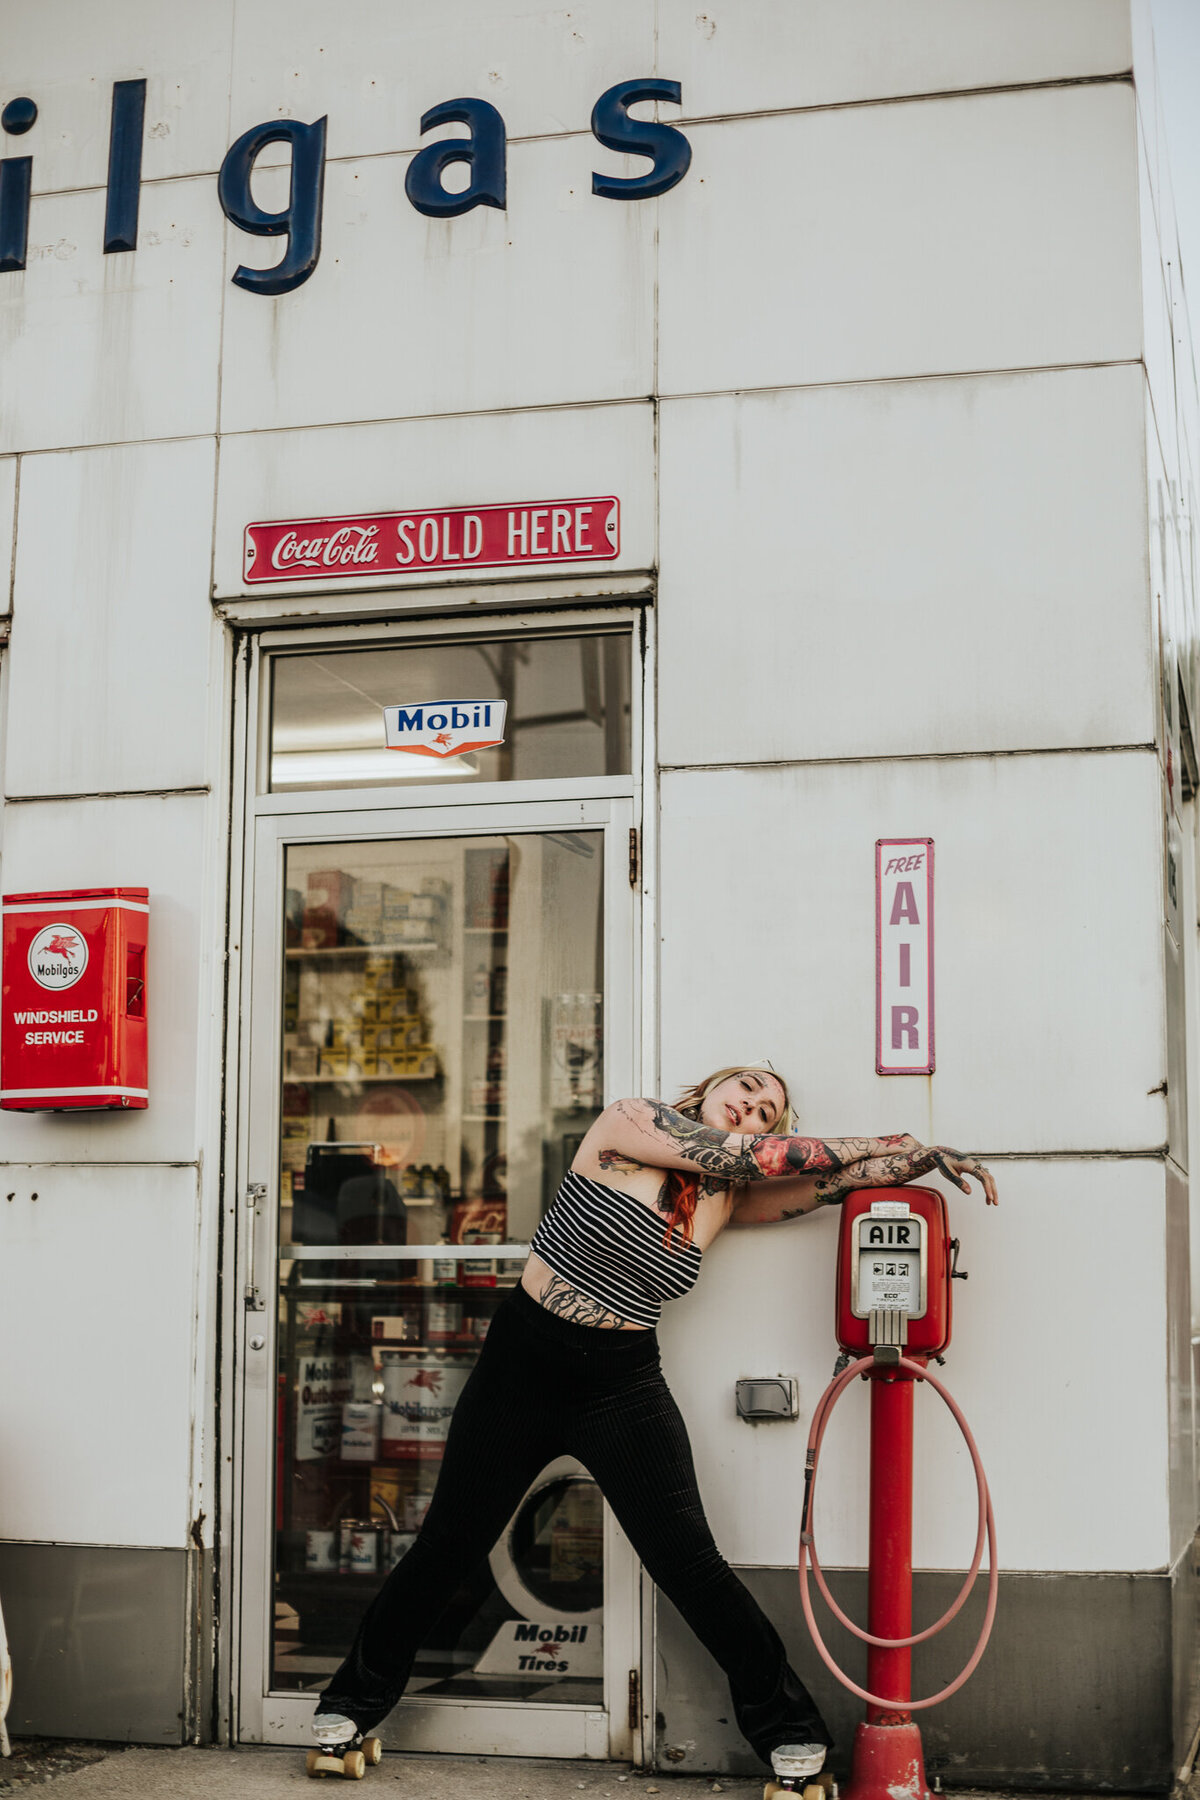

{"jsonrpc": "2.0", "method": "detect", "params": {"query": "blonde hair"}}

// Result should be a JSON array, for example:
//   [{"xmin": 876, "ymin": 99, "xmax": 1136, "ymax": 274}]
[
  {"xmin": 673, "ymin": 1062, "xmax": 795, "ymax": 1135},
  {"xmin": 662, "ymin": 1061, "xmax": 795, "ymax": 1247}
]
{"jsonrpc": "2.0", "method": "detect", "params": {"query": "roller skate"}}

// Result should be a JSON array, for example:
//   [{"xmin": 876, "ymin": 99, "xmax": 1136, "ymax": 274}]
[
  {"xmin": 764, "ymin": 1743, "xmax": 835, "ymax": 1800},
  {"xmin": 305, "ymin": 1713, "xmax": 383, "ymax": 1781}
]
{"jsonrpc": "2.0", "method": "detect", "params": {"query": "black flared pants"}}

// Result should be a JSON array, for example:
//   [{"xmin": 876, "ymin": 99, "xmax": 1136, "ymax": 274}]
[{"xmin": 318, "ymin": 1283, "xmax": 829, "ymax": 1764}]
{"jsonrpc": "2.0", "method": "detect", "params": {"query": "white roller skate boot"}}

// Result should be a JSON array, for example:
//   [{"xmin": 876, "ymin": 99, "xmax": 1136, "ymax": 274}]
[
  {"xmin": 306, "ymin": 1713, "xmax": 384, "ymax": 1781},
  {"xmin": 764, "ymin": 1743, "xmax": 832, "ymax": 1800}
]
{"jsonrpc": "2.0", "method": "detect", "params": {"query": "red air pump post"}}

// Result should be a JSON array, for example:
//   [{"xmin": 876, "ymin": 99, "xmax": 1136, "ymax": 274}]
[{"xmin": 790, "ymin": 1187, "xmax": 997, "ymax": 1800}]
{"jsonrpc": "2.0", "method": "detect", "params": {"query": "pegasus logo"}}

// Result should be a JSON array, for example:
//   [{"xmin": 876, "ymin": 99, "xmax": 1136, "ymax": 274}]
[
  {"xmin": 407, "ymin": 1369, "xmax": 444, "ymax": 1395},
  {"xmin": 27, "ymin": 922, "xmax": 89, "ymax": 991}
]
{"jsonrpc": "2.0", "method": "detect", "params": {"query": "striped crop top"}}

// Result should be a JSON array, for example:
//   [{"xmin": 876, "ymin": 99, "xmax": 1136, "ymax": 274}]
[{"xmin": 529, "ymin": 1169, "xmax": 703, "ymax": 1328}]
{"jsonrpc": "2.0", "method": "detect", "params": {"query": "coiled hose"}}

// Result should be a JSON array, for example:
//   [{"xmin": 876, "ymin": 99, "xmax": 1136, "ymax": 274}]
[{"xmin": 797, "ymin": 1354, "xmax": 998, "ymax": 1711}]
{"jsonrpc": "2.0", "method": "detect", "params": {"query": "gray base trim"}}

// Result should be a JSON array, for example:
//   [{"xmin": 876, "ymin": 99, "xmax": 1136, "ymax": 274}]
[
  {"xmin": 0, "ymin": 1542, "xmax": 190, "ymax": 1743},
  {"xmin": 656, "ymin": 1566, "xmax": 1178, "ymax": 1790}
]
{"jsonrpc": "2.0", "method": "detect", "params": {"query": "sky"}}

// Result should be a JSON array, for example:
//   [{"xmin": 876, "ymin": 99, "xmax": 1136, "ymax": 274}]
[{"xmin": 1151, "ymin": 0, "xmax": 1200, "ymax": 321}]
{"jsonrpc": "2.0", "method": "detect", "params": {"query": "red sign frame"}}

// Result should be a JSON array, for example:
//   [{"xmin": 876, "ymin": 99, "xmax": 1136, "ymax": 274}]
[
  {"xmin": 244, "ymin": 497, "xmax": 620, "ymax": 585},
  {"xmin": 875, "ymin": 838, "xmax": 935, "ymax": 1076}
]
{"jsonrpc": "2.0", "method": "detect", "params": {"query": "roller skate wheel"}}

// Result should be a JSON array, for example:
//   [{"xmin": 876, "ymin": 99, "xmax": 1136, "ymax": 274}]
[
  {"xmin": 802, "ymin": 1787, "xmax": 826, "ymax": 1800},
  {"xmin": 342, "ymin": 1750, "xmax": 367, "ymax": 1779},
  {"xmin": 364, "ymin": 1738, "xmax": 383, "ymax": 1766},
  {"xmin": 307, "ymin": 1751, "xmax": 347, "ymax": 1778},
  {"xmin": 764, "ymin": 1785, "xmax": 793, "ymax": 1798}
]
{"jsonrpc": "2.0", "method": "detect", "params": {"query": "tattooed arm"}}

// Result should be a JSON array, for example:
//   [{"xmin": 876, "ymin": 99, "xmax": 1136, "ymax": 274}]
[
  {"xmin": 588, "ymin": 1097, "xmax": 917, "ymax": 1184},
  {"xmin": 730, "ymin": 1143, "xmax": 998, "ymax": 1224}
]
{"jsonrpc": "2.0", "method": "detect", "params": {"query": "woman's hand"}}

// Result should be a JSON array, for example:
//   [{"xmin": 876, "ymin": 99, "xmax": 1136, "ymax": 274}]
[{"xmin": 930, "ymin": 1148, "xmax": 999, "ymax": 1206}]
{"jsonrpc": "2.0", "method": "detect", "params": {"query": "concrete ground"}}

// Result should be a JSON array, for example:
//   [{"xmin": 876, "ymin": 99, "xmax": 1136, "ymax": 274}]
[
  {"xmin": 0, "ymin": 1743, "xmax": 1167, "ymax": 1800},
  {"xmin": 0, "ymin": 1745, "xmax": 757, "ymax": 1799}
]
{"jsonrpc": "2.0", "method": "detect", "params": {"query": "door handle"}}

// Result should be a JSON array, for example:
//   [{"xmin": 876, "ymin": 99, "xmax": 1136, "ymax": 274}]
[{"xmin": 245, "ymin": 1182, "xmax": 268, "ymax": 1312}]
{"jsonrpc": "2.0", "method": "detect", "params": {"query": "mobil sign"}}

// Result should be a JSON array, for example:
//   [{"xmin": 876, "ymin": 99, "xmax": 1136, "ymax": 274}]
[{"xmin": 384, "ymin": 700, "xmax": 508, "ymax": 761}]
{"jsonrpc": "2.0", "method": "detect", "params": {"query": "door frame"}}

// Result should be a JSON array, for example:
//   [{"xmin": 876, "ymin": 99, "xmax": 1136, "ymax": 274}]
[{"xmin": 218, "ymin": 607, "xmax": 656, "ymax": 1758}]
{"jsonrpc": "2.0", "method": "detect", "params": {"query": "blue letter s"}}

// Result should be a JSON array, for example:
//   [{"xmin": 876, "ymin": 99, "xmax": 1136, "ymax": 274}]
[{"xmin": 591, "ymin": 79, "xmax": 691, "ymax": 201}]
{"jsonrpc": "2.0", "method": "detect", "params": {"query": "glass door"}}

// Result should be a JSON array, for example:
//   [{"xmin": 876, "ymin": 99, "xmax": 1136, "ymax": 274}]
[{"xmin": 236, "ymin": 798, "xmax": 638, "ymax": 1758}]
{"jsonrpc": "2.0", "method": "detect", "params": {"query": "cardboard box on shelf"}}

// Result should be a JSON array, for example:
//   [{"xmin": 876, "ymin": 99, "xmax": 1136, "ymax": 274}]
[
  {"xmin": 281, "ymin": 1121, "xmax": 310, "ymax": 1171},
  {"xmin": 451, "ymin": 1200, "xmax": 507, "ymax": 1243},
  {"xmin": 319, "ymin": 1050, "xmax": 351, "ymax": 1078},
  {"xmin": 300, "ymin": 909, "xmax": 338, "ymax": 949},
  {"xmin": 307, "ymin": 870, "xmax": 358, "ymax": 915},
  {"xmin": 343, "ymin": 908, "xmax": 382, "ymax": 943},
  {"xmin": 371, "ymin": 1312, "xmax": 422, "ymax": 1343}
]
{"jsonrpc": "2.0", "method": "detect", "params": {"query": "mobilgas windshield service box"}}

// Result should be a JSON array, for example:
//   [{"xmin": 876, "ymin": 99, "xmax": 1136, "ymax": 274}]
[{"xmin": 1, "ymin": 888, "xmax": 148, "ymax": 1110}]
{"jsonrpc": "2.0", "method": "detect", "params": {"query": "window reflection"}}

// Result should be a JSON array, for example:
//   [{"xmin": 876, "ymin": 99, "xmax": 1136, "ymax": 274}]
[
  {"xmin": 270, "ymin": 632, "xmax": 631, "ymax": 791},
  {"xmin": 273, "ymin": 830, "xmax": 605, "ymax": 1704}
]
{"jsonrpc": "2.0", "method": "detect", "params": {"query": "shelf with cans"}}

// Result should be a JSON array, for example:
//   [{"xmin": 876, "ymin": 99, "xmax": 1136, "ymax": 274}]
[
  {"xmin": 281, "ymin": 866, "xmax": 449, "ymax": 1090},
  {"xmin": 276, "ymin": 1266, "xmax": 520, "ymax": 1585}
]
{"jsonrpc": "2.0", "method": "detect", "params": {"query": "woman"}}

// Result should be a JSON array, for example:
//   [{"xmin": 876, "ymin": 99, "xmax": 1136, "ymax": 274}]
[{"xmin": 312, "ymin": 1064, "xmax": 997, "ymax": 1776}]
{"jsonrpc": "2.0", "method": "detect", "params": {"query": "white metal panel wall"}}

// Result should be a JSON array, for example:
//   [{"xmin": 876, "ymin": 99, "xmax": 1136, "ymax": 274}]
[
  {"xmin": 658, "ymin": 756, "xmax": 1164, "ymax": 1157},
  {"xmin": 0, "ymin": 1162, "xmax": 200, "ymax": 1545},
  {"xmin": 1132, "ymin": 18, "xmax": 1200, "ymax": 1584},
  {"xmin": 217, "ymin": 142, "xmax": 655, "ymax": 435},
  {"xmin": 0, "ymin": 0, "xmax": 1175, "ymax": 1603},
  {"xmin": 0, "ymin": 794, "xmax": 212, "ymax": 1165},
  {"xmin": 657, "ymin": 84, "xmax": 1141, "ymax": 398},
  {"xmin": 658, "ymin": 759, "xmax": 1170, "ymax": 1570},
  {"xmin": 213, "ymin": 401, "xmax": 654, "ymax": 598},
  {"xmin": 657, "ymin": 367, "xmax": 1154, "ymax": 768},
  {"xmin": 660, "ymin": 1157, "xmax": 1169, "ymax": 1574},
  {"xmin": 0, "ymin": 462, "xmax": 15, "ymax": 620},
  {"xmin": 7, "ymin": 440, "xmax": 218, "ymax": 796},
  {"xmin": 0, "ymin": 789, "xmax": 217, "ymax": 1549},
  {"xmin": 659, "ymin": 0, "xmax": 1132, "ymax": 117},
  {"xmin": 228, "ymin": 0, "xmax": 654, "ymax": 160},
  {"xmin": 0, "ymin": 181, "xmax": 224, "ymax": 457},
  {"xmin": 2, "ymin": 0, "xmax": 236, "ymax": 194}
]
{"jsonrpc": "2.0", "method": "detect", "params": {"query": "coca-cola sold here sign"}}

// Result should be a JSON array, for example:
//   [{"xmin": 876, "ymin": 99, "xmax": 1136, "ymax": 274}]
[{"xmin": 244, "ymin": 497, "xmax": 619, "ymax": 584}]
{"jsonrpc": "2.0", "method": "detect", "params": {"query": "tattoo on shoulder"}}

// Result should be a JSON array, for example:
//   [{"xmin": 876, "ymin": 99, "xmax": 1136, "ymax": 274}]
[
  {"xmin": 631, "ymin": 1098, "xmax": 846, "ymax": 1183},
  {"xmin": 537, "ymin": 1272, "xmax": 631, "ymax": 1331}
]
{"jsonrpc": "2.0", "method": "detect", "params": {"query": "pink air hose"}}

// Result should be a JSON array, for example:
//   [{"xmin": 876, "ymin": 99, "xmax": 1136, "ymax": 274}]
[{"xmin": 797, "ymin": 1354, "xmax": 998, "ymax": 1711}]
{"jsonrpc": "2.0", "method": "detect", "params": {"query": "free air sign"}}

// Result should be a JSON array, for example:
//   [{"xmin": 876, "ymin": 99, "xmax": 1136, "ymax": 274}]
[
  {"xmin": 244, "ymin": 498, "xmax": 619, "ymax": 584},
  {"xmin": 876, "ymin": 839, "xmax": 934, "ymax": 1075}
]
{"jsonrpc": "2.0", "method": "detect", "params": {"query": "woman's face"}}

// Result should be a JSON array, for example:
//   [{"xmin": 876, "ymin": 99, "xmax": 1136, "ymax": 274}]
[{"xmin": 700, "ymin": 1070, "xmax": 788, "ymax": 1136}]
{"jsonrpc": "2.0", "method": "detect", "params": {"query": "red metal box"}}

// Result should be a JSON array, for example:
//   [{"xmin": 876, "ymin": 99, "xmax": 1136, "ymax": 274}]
[
  {"xmin": 1, "ymin": 887, "xmax": 148, "ymax": 1110},
  {"xmin": 834, "ymin": 1184, "xmax": 952, "ymax": 1358}
]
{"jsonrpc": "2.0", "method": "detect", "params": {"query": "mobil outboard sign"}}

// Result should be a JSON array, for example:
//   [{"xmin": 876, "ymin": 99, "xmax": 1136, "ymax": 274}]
[
  {"xmin": 0, "ymin": 76, "xmax": 692, "ymax": 290},
  {"xmin": 384, "ymin": 700, "xmax": 508, "ymax": 761}
]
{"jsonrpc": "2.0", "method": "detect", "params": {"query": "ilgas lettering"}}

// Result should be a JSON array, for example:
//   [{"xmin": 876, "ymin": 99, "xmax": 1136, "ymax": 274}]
[{"xmin": 0, "ymin": 76, "xmax": 692, "ymax": 290}]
